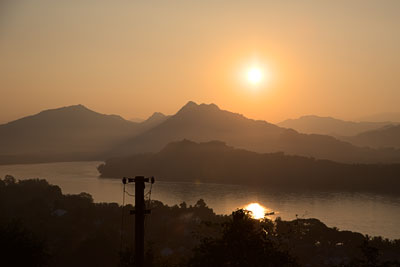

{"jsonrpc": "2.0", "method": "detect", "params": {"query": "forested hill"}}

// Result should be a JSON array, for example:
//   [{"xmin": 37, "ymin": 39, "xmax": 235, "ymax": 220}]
[{"xmin": 98, "ymin": 140, "xmax": 400, "ymax": 194}]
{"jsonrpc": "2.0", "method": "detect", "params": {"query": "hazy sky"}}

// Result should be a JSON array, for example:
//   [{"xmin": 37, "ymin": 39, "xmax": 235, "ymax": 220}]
[{"xmin": 1, "ymin": 0, "xmax": 399, "ymax": 123}]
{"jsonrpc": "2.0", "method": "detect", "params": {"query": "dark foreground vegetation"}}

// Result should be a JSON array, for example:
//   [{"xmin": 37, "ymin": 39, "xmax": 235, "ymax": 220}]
[
  {"xmin": 99, "ymin": 140, "xmax": 400, "ymax": 194},
  {"xmin": 1, "ymin": 176, "xmax": 400, "ymax": 267}
]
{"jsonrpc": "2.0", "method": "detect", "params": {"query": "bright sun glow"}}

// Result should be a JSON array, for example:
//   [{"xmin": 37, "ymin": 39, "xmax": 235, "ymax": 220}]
[
  {"xmin": 244, "ymin": 203, "xmax": 266, "ymax": 219},
  {"xmin": 247, "ymin": 68, "xmax": 263, "ymax": 84}
]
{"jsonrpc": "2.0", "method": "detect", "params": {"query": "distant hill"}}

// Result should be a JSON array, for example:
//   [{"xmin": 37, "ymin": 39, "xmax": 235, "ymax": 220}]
[
  {"xmin": 139, "ymin": 112, "xmax": 170, "ymax": 132},
  {"xmin": 357, "ymin": 112, "xmax": 400, "ymax": 123},
  {"xmin": 129, "ymin": 117, "xmax": 145, "ymax": 123},
  {"xmin": 343, "ymin": 125, "xmax": 400, "ymax": 149},
  {"xmin": 99, "ymin": 140, "xmax": 400, "ymax": 194},
  {"xmin": 278, "ymin": 115, "xmax": 391, "ymax": 136},
  {"xmin": 0, "ymin": 105, "xmax": 141, "ymax": 164},
  {"xmin": 109, "ymin": 101, "xmax": 400, "ymax": 163}
]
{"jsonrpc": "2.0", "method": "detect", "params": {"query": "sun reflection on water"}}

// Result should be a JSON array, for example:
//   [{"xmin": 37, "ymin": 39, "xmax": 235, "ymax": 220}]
[{"xmin": 244, "ymin": 203, "xmax": 272, "ymax": 219}]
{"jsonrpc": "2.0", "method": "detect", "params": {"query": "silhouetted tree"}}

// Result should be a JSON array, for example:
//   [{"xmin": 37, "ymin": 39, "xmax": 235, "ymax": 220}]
[
  {"xmin": 189, "ymin": 210, "xmax": 298, "ymax": 267},
  {"xmin": 0, "ymin": 221, "xmax": 49, "ymax": 266},
  {"xmin": 2, "ymin": 177, "xmax": 400, "ymax": 267}
]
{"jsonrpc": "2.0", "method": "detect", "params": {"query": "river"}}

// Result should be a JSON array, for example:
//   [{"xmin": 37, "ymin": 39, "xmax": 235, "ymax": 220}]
[{"xmin": 1, "ymin": 161, "xmax": 399, "ymax": 239}]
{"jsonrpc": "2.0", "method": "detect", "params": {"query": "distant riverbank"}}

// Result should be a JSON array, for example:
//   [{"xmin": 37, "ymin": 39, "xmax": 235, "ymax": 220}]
[{"xmin": 98, "ymin": 140, "xmax": 400, "ymax": 195}]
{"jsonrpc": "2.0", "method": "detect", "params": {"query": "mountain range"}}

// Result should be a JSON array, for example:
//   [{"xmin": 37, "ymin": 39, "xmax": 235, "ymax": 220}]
[
  {"xmin": 109, "ymin": 101, "xmax": 400, "ymax": 163},
  {"xmin": 356, "ymin": 112, "xmax": 400, "ymax": 123},
  {"xmin": 0, "ymin": 105, "xmax": 167, "ymax": 164},
  {"xmin": 1, "ymin": 102, "xmax": 400, "ymax": 164},
  {"xmin": 342, "ymin": 124, "xmax": 400, "ymax": 149},
  {"xmin": 278, "ymin": 115, "xmax": 392, "ymax": 136}
]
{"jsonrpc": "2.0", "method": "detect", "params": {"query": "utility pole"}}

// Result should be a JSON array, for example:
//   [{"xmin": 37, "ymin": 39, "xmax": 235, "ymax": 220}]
[{"xmin": 122, "ymin": 176, "xmax": 155, "ymax": 267}]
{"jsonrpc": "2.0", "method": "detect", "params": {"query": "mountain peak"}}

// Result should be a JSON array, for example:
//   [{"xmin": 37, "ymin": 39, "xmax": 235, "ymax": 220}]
[
  {"xmin": 71, "ymin": 104, "xmax": 89, "ymax": 110},
  {"xmin": 184, "ymin": 101, "xmax": 198, "ymax": 108},
  {"xmin": 27, "ymin": 104, "xmax": 131, "ymax": 124},
  {"xmin": 38, "ymin": 104, "xmax": 91, "ymax": 115},
  {"xmin": 199, "ymin": 103, "xmax": 219, "ymax": 110},
  {"xmin": 61, "ymin": 104, "xmax": 88, "ymax": 110},
  {"xmin": 147, "ymin": 112, "xmax": 166, "ymax": 121},
  {"xmin": 300, "ymin": 115, "xmax": 336, "ymax": 120},
  {"xmin": 177, "ymin": 101, "xmax": 198, "ymax": 112},
  {"xmin": 141, "ymin": 112, "xmax": 168, "ymax": 125},
  {"xmin": 177, "ymin": 101, "xmax": 220, "ymax": 114}
]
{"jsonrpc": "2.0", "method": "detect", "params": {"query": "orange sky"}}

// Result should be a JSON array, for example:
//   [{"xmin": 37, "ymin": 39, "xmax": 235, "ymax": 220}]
[{"xmin": 1, "ymin": 0, "xmax": 399, "ymax": 123}]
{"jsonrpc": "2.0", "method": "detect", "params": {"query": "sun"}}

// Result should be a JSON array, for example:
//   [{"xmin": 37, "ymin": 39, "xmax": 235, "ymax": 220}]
[
  {"xmin": 247, "ymin": 68, "xmax": 263, "ymax": 84},
  {"xmin": 238, "ymin": 61, "xmax": 273, "ymax": 91},
  {"xmin": 244, "ymin": 203, "xmax": 266, "ymax": 219}
]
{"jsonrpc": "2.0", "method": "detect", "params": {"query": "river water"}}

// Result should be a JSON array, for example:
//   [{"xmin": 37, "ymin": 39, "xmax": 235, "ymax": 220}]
[{"xmin": 1, "ymin": 161, "xmax": 399, "ymax": 239}]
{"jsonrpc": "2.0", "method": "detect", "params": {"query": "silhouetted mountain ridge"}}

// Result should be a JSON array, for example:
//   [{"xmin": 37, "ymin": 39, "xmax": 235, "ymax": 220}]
[
  {"xmin": 357, "ymin": 112, "xmax": 400, "ymax": 123},
  {"xmin": 99, "ymin": 140, "xmax": 400, "ymax": 194},
  {"xmin": 2, "ymin": 102, "xmax": 400, "ymax": 165},
  {"xmin": 278, "ymin": 115, "xmax": 392, "ymax": 136},
  {"xmin": 139, "ymin": 112, "xmax": 170, "ymax": 131},
  {"xmin": 343, "ymin": 124, "xmax": 400, "ymax": 149},
  {"xmin": 0, "ymin": 105, "xmax": 141, "ymax": 163},
  {"xmin": 110, "ymin": 101, "xmax": 400, "ymax": 163}
]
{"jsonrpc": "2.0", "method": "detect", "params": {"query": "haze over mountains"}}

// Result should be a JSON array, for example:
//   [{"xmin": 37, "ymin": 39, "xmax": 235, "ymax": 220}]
[
  {"xmin": 1, "ymin": 102, "xmax": 400, "ymax": 165},
  {"xmin": 139, "ymin": 112, "xmax": 170, "ymax": 131},
  {"xmin": 278, "ymin": 115, "xmax": 392, "ymax": 136},
  {"xmin": 0, "ymin": 105, "xmax": 166, "ymax": 164},
  {"xmin": 110, "ymin": 101, "xmax": 400, "ymax": 163},
  {"xmin": 279, "ymin": 115, "xmax": 400, "ymax": 149},
  {"xmin": 357, "ymin": 112, "xmax": 400, "ymax": 123},
  {"xmin": 343, "ymin": 124, "xmax": 400, "ymax": 149}
]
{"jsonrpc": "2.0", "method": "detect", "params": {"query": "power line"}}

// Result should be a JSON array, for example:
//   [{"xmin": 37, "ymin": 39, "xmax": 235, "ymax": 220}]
[{"xmin": 120, "ymin": 182, "xmax": 126, "ymax": 253}]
